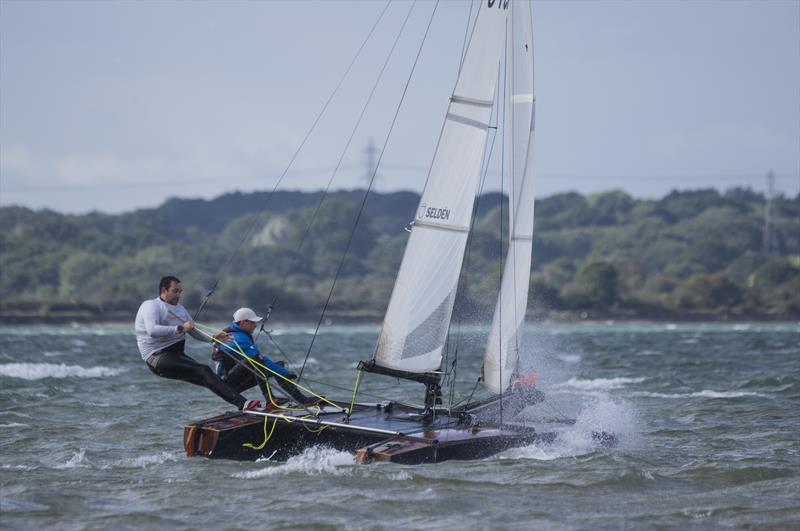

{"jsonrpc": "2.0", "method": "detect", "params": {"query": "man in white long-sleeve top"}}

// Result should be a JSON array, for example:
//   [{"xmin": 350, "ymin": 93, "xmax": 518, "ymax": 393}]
[{"xmin": 135, "ymin": 275, "xmax": 259, "ymax": 410}]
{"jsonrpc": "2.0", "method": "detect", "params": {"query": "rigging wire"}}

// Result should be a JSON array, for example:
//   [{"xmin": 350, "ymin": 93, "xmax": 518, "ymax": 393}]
[
  {"xmin": 192, "ymin": 0, "xmax": 393, "ymax": 320},
  {"xmin": 253, "ymin": 1, "xmax": 415, "ymax": 359},
  {"xmin": 303, "ymin": 377, "xmax": 402, "ymax": 403},
  {"xmin": 451, "ymin": 377, "xmax": 483, "ymax": 411},
  {"xmin": 268, "ymin": 4, "xmax": 410, "ymax": 314},
  {"xmin": 272, "ymin": 0, "xmax": 413, "ymax": 306},
  {"xmin": 298, "ymin": 0, "xmax": 442, "ymax": 381},
  {"xmin": 254, "ymin": 0, "xmax": 419, "ymax": 369},
  {"xmin": 542, "ymin": 399, "xmax": 570, "ymax": 423}
]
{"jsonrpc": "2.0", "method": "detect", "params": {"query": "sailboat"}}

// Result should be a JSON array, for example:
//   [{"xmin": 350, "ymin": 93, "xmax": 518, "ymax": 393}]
[{"xmin": 184, "ymin": 0, "xmax": 611, "ymax": 464}]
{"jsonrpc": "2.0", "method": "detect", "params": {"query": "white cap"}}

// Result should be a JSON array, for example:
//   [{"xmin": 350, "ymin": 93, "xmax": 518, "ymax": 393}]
[{"xmin": 233, "ymin": 307, "xmax": 263, "ymax": 323}]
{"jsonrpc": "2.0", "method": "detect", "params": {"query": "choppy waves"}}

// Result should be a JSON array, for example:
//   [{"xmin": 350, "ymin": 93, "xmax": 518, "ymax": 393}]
[
  {"xmin": 0, "ymin": 363, "xmax": 125, "ymax": 380},
  {"xmin": 555, "ymin": 377, "xmax": 773, "ymax": 400},
  {"xmin": 0, "ymin": 323, "xmax": 797, "ymax": 529},
  {"xmin": 502, "ymin": 396, "xmax": 641, "ymax": 460},
  {"xmin": 633, "ymin": 390, "xmax": 768, "ymax": 399},
  {"xmin": 232, "ymin": 447, "xmax": 416, "ymax": 482},
  {"xmin": 560, "ymin": 376, "xmax": 647, "ymax": 391},
  {"xmin": 54, "ymin": 448, "xmax": 89, "ymax": 469},
  {"xmin": 115, "ymin": 451, "xmax": 181, "ymax": 469},
  {"xmin": 234, "ymin": 447, "xmax": 356, "ymax": 478}
]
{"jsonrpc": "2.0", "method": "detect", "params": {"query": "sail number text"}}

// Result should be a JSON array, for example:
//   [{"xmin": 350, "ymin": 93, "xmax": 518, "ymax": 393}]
[{"xmin": 487, "ymin": 0, "xmax": 510, "ymax": 8}]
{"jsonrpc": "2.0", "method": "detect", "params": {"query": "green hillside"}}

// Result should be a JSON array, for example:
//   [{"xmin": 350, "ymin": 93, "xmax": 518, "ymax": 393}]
[{"xmin": 1, "ymin": 188, "xmax": 797, "ymax": 323}]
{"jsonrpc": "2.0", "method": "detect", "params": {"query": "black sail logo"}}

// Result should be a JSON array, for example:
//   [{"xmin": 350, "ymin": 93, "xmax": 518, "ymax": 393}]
[{"xmin": 418, "ymin": 203, "xmax": 451, "ymax": 221}]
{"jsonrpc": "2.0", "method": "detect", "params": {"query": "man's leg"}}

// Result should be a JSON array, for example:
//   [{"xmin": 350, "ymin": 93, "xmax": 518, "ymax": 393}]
[
  {"xmin": 225, "ymin": 362, "xmax": 258, "ymax": 394},
  {"xmin": 275, "ymin": 377, "xmax": 313, "ymax": 405},
  {"xmin": 148, "ymin": 351, "xmax": 246, "ymax": 409}
]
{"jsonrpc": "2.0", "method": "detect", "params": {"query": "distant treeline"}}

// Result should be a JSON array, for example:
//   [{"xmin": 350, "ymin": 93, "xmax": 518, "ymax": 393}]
[{"xmin": 1, "ymin": 187, "xmax": 798, "ymax": 323}]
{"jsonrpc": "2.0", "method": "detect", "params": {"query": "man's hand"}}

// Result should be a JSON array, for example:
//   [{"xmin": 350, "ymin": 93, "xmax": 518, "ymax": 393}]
[
  {"xmin": 213, "ymin": 331, "xmax": 232, "ymax": 343},
  {"xmin": 178, "ymin": 321, "xmax": 195, "ymax": 334}
]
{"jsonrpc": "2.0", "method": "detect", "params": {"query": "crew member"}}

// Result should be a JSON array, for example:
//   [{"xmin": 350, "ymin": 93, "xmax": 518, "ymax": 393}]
[
  {"xmin": 135, "ymin": 276, "xmax": 260, "ymax": 410},
  {"xmin": 215, "ymin": 307, "xmax": 314, "ymax": 406}
]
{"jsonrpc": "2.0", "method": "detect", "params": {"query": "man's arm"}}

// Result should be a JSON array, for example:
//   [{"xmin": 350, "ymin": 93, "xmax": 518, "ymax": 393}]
[
  {"xmin": 142, "ymin": 302, "xmax": 181, "ymax": 338},
  {"xmin": 216, "ymin": 332, "xmax": 247, "ymax": 357},
  {"xmin": 260, "ymin": 355, "xmax": 290, "ymax": 378}
]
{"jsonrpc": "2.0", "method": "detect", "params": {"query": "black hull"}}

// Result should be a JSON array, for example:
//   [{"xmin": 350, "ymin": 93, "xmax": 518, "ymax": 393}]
[{"xmin": 185, "ymin": 399, "xmax": 567, "ymax": 464}]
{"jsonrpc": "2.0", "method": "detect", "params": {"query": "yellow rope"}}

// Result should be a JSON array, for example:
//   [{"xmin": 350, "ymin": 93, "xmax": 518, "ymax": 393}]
[
  {"xmin": 348, "ymin": 369, "xmax": 363, "ymax": 417},
  {"xmin": 193, "ymin": 322, "xmax": 341, "ymax": 411},
  {"xmin": 259, "ymin": 366, "xmax": 307, "ymax": 412},
  {"xmin": 241, "ymin": 411, "xmax": 329, "ymax": 450},
  {"xmin": 301, "ymin": 423, "xmax": 327, "ymax": 434},
  {"xmin": 242, "ymin": 416, "xmax": 278, "ymax": 450},
  {"xmin": 188, "ymin": 323, "xmax": 338, "ymax": 448}
]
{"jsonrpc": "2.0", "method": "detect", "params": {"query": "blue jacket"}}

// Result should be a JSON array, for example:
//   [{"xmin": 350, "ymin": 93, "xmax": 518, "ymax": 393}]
[{"xmin": 218, "ymin": 322, "xmax": 289, "ymax": 378}]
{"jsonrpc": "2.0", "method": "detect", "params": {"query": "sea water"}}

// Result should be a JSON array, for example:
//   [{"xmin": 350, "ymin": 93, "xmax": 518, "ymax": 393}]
[{"xmin": 1, "ymin": 322, "xmax": 798, "ymax": 529}]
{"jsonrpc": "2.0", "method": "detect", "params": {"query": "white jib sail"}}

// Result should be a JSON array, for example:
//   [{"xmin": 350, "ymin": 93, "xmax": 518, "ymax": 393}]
[
  {"xmin": 374, "ymin": 1, "xmax": 510, "ymax": 374},
  {"xmin": 483, "ymin": 0, "xmax": 536, "ymax": 394}
]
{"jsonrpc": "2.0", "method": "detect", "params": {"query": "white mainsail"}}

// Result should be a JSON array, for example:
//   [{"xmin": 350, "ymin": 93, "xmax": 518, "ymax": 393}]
[
  {"xmin": 374, "ymin": 1, "xmax": 510, "ymax": 373},
  {"xmin": 483, "ymin": 0, "xmax": 536, "ymax": 394}
]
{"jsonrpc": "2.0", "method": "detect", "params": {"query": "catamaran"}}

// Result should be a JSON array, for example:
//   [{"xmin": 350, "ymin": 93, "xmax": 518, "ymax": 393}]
[{"xmin": 184, "ymin": 0, "xmax": 613, "ymax": 464}]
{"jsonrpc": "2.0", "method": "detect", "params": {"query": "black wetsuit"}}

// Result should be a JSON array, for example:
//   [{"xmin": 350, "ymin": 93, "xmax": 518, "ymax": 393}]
[{"xmin": 146, "ymin": 341, "xmax": 246, "ymax": 409}]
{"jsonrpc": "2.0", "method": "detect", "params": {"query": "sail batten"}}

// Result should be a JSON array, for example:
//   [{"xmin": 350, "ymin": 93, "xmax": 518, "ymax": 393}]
[
  {"xmin": 445, "ymin": 112, "xmax": 491, "ymax": 130},
  {"xmin": 374, "ymin": 1, "xmax": 510, "ymax": 375},
  {"xmin": 450, "ymin": 95, "xmax": 494, "ymax": 107}
]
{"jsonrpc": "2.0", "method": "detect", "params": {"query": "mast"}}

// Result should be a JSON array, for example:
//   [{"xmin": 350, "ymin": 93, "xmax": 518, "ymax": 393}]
[
  {"xmin": 482, "ymin": 0, "xmax": 536, "ymax": 394},
  {"xmin": 365, "ymin": 1, "xmax": 510, "ymax": 385}
]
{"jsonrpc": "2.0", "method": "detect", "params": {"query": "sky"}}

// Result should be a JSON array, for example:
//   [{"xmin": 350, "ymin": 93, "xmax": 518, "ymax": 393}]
[{"xmin": 1, "ymin": 0, "xmax": 798, "ymax": 214}]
